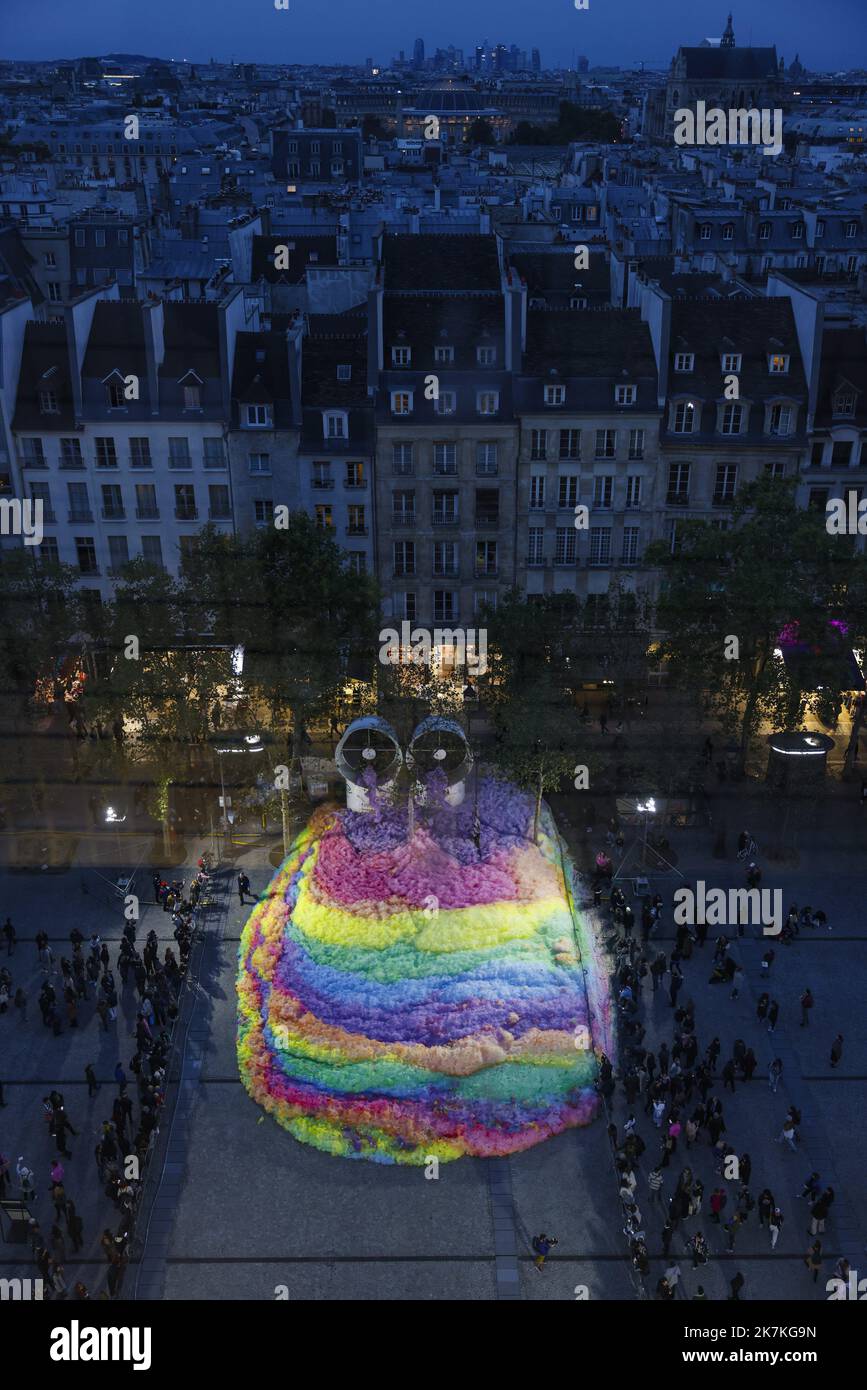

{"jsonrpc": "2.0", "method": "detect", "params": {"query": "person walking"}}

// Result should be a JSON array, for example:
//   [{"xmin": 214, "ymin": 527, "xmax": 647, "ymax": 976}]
[
  {"xmin": 722, "ymin": 1059, "xmax": 736, "ymax": 1094},
  {"xmin": 769, "ymin": 1206, "xmax": 784, "ymax": 1249},
  {"xmin": 724, "ymin": 1213, "xmax": 742, "ymax": 1253},
  {"xmin": 767, "ymin": 999, "xmax": 779, "ymax": 1033},
  {"xmin": 114, "ymin": 1063, "xmax": 127, "ymax": 1096},
  {"xmin": 769, "ymin": 1058, "xmax": 783, "ymax": 1093},
  {"xmin": 809, "ymin": 1192, "xmax": 832, "ymax": 1236},
  {"xmin": 85, "ymin": 1063, "xmax": 98, "ymax": 1097},
  {"xmin": 237, "ymin": 871, "xmax": 251, "ymax": 905},
  {"xmin": 531, "ymin": 1232, "xmax": 558, "ymax": 1272},
  {"xmin": 776, "ymin": 1120, "xmax": 798, "ymax": 1153},
  {"xmin": 730, "ymin": 965, "xmax": 744, "ymax": 1000},
  {"xmin": 756, "ymin": 992, "xmax": 769, "ymax": 1023},
  {"xmin": 800, "ymin": 987, "xmax": 814, "ymax": 1027},
  {"xmin": 2, "ymin": 917, "xmax": 15, "ymax": 956},
  {"xmin": 830, "ymin": 1034, "xmax": 844, "ymax": 1069},
  {"xmin": 805, "ymin": 1240, "xmax": 823, "ymax": 1284}
]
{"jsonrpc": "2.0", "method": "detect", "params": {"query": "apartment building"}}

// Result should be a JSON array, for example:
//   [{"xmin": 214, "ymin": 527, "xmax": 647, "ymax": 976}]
[
  {"xmin": 372, "ymin": 234, "xmax": 520, "ymax": 636},
  {"xmin": 11, "ymin": 287, "xmax": 250, "ymax": 597},
  {"xmin": 515, "ymin": 308, "xmax": 661, "ymax": 606}
]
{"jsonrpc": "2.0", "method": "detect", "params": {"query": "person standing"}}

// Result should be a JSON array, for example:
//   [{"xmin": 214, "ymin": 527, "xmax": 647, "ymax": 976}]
[
  {"xmin": 2, "ymin": 917, "xmax": 15, "ymax": 956},
  {"xmin": 85, "ymin": 1063, "xmax": 98, "ymax": 1097},
  {"xmin": 710, "ymin": 1187, "xmax": 727, "ymax": 1223},
  {"xmin": 767, "ymin": 999, "xmax": 779, "ymax": 1033},
  {"xmin": 238, "ymin": 871, "xmax": 251, "ymax": 905},
  {"xmin": 800, "ymin": 987, "xmax": 814, "ymax": 1027},
  {"xmin": 769, "ymin": 1206, "xmax": 784, "ymax": 1249},
  {"xmin": 830, "ymin": 1034, "xmax": 844, "ymax": 1069},
  {"xmin": 66, "ymin": 1201, "xmax": 84, "ymax": 1254},
  {"xmin": 768, "ymin": 1057, "xmax": 783, "ymax": 1093},
  {"xmin": 758, "ymin": 1189, "xmax": 775, "ymax": 1228},
  {"xmin": 728, "ymin": 1272, "xmax": 745, "ymax": 1301}
]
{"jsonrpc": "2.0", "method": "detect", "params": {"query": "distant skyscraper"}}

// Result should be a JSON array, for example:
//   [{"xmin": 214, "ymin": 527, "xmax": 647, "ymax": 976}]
[
  {"xmin": 413, "ymin": 37, "xmax": 425, "ymax": 69},
  {"xmin": 578, "ymin": 54, "xmax": 589, "ymax": 73},
  {"xmin": 532, "ymin": 48, "xmax": 541, "ymax": 72}
]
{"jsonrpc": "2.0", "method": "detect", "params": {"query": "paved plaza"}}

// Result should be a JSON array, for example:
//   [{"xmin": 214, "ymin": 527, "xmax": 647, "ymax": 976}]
[{"xmin": 0, "ymin": 779, "xmax": 864, "ymax": 1301}]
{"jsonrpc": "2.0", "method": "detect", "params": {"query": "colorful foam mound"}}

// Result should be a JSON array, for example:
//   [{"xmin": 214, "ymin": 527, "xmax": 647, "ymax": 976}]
[{"xmin": 237, "ymin": 778, "xmax": 612, "ymax": 1164}]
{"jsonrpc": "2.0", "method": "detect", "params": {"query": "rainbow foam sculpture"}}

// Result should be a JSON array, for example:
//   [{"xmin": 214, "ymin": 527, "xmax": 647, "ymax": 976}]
[{"xmin": 237, "ymin": 777, "xmax": 612, "ymax": 1163}]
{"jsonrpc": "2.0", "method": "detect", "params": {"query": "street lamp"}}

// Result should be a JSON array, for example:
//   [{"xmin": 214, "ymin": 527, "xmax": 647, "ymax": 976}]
[
  {"xmin": 105, "ymin": 804, "xmax": 126, "ymax": 870},
  {"xmin": 635, "ymin": 796, "xmax": 656, "ymax": 866}
]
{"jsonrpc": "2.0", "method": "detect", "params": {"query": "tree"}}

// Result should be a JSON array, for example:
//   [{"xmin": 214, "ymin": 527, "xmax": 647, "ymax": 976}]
[
  {"xmin": 490, "ymin": 671, "xmax": 587, "ymax": 844},
  {"xmin": 465, "ymin": 118, "xmax": 495, "ymax": 146},
  {"xmin": 646, "ymin": 477, "xmax": 866, "ymax": 777},
  {"xmin": 0, "ymin": 549, "xmax": 81, "ymax": 732}
]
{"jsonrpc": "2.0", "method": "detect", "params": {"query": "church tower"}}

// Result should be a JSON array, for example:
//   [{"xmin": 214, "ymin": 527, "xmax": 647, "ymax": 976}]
[{"xmin": 721, "ymin": 12, "xmax": 736, "ymax": 47}]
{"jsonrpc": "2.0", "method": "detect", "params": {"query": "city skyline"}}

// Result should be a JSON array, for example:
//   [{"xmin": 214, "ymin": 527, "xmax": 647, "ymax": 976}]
[{"xmin": 4, "ymin": 0, "xmax": 867, "ymax": 72}]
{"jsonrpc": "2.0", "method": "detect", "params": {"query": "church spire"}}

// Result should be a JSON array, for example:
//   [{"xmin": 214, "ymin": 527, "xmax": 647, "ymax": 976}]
[{"xmin": 721, "ymin": 12, "xmax": 735, "ymax": 47}]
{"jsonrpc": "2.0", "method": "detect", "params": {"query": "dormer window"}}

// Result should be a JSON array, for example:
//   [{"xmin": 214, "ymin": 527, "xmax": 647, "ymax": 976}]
[
  {"xmin": 721, "ymin": 353, "xmax": 742, "ymax": 373},
  {"xmin": 570, "ymin": 296, "xmax": 587, "ymax": 309},
  {"xmin": 476, "ymin": 346, "xmax": 496, "ymax": 366},
  {"xmin": 833, "ymin": 389, "xmax": 856, "ymax": 417},
  {"xmin": 722, "ymin": 223, "xmax": 734, "ymax": 241},
  {"xmin": 391, "ymin": 346, "xmax": 411, "ymax": 367},
  {"xmin": 337, "ymin": 364, "xmax": 352, "ymax": 381},
  {"xmin": 435, "ymin": 391, "xmax": 456, "ymax": 416},
  {"xmin": 674, "ymin": 353, "xmax": 694, "ymax": 373},
  {"xmin": 107, "ymin": 381, "xmax": 126, "ymax": 408},
  {"xmin": 816, "ymin": 219, "xmax": 826, "ymax": 238},
  {"xmin": 672, "ymin": 401, "xmax": 696, "ymax": 434},
  {"xmin": 245, "ymin": 404, "xmax": 272, "ymax": 427},
  {"xmin": 769, "ymin": 354, "xmax": 790, "ymax": 374},
  {"xmin": 699, "ymin": 223, "xmax": 712, "ymax": 241},
  {"xmin": 39, "ymin": 390, "xmax": 59, "ymax": 415},
  {"xmin": 615, "ymin": 384, "xmax": 636, "ymax": 406},
  {"xmin": 758, "ymin": 222, "xmax": 771, "ymax": 241},
  {"xmin": 476, "ymin": 390, "xmax": 499, "ymax": 415},
  {"xmin": 768, "ymin": 403, "xmax": 794, "ymax": 436},
  {"xmin": 434, "ymin": 345, "xmax": 454, "ymax": 364},
  {"xmin": 324, "ymin": 410, "xmax": 348, "ymax": 439},
  {"xmin": 544, "ymin": 384, "xmax": 565, "ymax": 406},
  {"xmin": 791, "ymin": 222, "xmax": 804, "ymax": 240},
  {"xmin": 845, "ymin": 221, "xmax": 859, "ymax": 239},
  {"xmin": 183, "ymin": 384, "xmax": 202, "ymax": 409}
]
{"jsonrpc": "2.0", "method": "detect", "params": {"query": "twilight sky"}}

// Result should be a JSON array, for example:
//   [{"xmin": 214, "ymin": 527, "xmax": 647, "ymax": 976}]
[{"xmin": 3, "ymin": 0, "xmax": 866, "ymax": 71}]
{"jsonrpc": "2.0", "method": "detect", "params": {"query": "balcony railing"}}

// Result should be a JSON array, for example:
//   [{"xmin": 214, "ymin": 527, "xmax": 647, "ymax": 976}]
[
  {"xmin": 475, "ymin": 462, "xmax": 499, "ymax": 476},
  {"xmin": 344, "ymin": 480, "xmax": 367, "ymax": 489},
  {"xmin": 346, "ymin": 525, "xmax": 368, "ymax": 536},
  {"xmin": 392, "ymin": 568, "xmax": 416, "ymax": 579},
  {"xmin": 21, "ymin": 455, "xmax": 48, "ymax": 469},
  {"xmin": 175, "ymin": 508, "xmax": 198, "ymax": 521},
  {"xmin": 526, "ymin": 557, "xmax": 547, "ymax": 568},
  {"xmin": 101, "ymin": 507, "xmax": 125, "ymax": 520},
  {"xmin": 433, "ymin": 461, "xmax": 457, "ymax": 475},
  {"xmin": 392, "ymin": 461, "xmax": 414, "ymax": 476},
  {"xmin": 475, "ymin": 566, "xmax": 498, "ymax": 578},
  {"xmin": 391, "ymin": 513, "xmax": 416, "ymax": 527},
  {"xmin": 312, "ymin": 478, "xmax": 334, "ymax": 489},
  {"xmin": 135, "ymin": 507, "xmax": 159, "ymax": 520},
  {"xmin": 68, "ymin": 509, "xmax": 93, "ymax": 522},
  {"xmin": 433, "ymin": 566, "xmax": 459, "ymax": 578},
  {"xmin": 432, "ymin": 514, "xmax": 459, "ymax": 526},
  {"xmin": 129, "ymin": 454, "xmax": 153, "ymax": 469},
  {"xmin": 474, "ymin": 513, "xmax": 500, "ymax": 529},
  {"xmin": 168, "ymin": 455, "xmax": 193, "ymax": 470},
  {"xmin": 666, "ymin": 492, "xmax": 689, "ymax": 506},
  {"xmin": 713, "ymin": 493, "xmax": 736, "ymax": 506}
]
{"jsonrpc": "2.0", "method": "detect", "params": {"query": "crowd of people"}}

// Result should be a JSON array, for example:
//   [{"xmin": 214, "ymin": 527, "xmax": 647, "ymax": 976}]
[
  {"xmin": 585, "ymin": 837, "xmax": 847, "ymax": 1301},
  {"xmin": 0, "ymin": 859, "xmax": 212, "ymax": 1298}
]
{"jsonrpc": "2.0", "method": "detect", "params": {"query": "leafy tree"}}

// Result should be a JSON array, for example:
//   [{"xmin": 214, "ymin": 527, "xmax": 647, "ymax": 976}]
[
  {"xmin": 0, "ymin": 550, "xmax": 81, "ymax": 731},
  {"xmin": 489, "ymin": 671, "xmax": 587, "ymax": 843},
  {"xmin": 646, "ymin": 477, "xmax": 866, "ymax": 777}
]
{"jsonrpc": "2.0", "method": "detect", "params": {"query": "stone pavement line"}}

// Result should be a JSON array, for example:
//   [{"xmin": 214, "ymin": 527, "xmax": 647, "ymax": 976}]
[
  {"xmin": 485, "ymin": 1158, "xmax": 522, "ymax": 1300},
  {"xmin": 131, "ymin": 860, "xmax": 233, "ymax": 1301}
]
